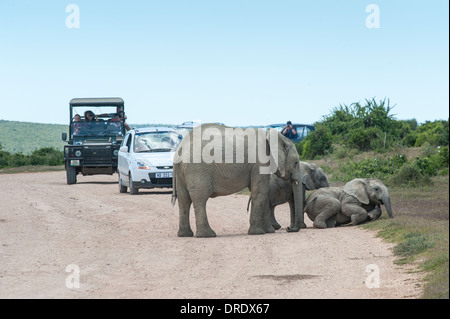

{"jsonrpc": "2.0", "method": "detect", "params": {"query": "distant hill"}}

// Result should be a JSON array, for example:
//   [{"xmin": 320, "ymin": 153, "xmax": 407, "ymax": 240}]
[
  {"xmin": 0, "ymin": 120, "xmax": 176, "ymax": 154},
  {"xmin": 0, "ymin": 120, "xmax": 68, "ymax": 154}
]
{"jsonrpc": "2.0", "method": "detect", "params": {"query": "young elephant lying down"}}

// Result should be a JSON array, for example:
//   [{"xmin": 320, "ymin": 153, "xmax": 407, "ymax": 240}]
[{"xmin": 304, "ymin": 178, "xmax": 394, "ymax": 228}]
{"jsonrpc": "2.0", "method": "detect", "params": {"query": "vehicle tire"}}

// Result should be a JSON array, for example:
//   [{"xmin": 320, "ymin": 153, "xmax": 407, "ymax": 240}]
[
  {"xmin": 129, "ymin": 172, "xmax": 139, "ymax": 195},
  {"xmin": 66, "ymin": 166, "xmax": 77, "ymax": 185},
  {"xmin": 118, "ymin": 173, "xmax": 127, "ymax": 193}
]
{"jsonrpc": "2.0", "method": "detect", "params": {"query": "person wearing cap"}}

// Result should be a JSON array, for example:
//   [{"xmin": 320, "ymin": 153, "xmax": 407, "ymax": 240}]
[{"xmin": 282, "ymin": 121, "xmax": 297, "ymax": 139}]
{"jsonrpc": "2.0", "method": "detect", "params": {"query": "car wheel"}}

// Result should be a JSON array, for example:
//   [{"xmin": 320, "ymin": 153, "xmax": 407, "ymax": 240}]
[
  {"xmin": 118, "ymin": 173, "xmax": 127, "ymax": 193},
  {"xmin": 129, "ymin": 172, "xmax": 139, "ymax": 195},
  {"xmin": 66, "ymin": 166, "xmax": 77, "ymax": 185}
]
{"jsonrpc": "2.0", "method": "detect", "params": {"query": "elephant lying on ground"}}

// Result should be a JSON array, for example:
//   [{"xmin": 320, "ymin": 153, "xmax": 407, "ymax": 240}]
[
  {"xmin": 268, "ymin": 162, "xmax": 329, "ymax": 230},
  {"xmin": 172, "ymin": 123, "xmax": 304, "ymax": 237},
  {"xmin": 304, "ymin": 178, "xmax": 393, "ymax": 228}
]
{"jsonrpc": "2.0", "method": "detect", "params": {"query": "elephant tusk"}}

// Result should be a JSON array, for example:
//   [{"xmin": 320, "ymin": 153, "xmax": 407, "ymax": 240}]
[{"xmin": 294, "ymin": 180, "xmax": 299, "ymax": 185}]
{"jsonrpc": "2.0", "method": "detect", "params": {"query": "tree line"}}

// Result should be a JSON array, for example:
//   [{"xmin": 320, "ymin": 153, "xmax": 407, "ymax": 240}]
[
  {"xmin": 296, "ymin": 98, "xmax": 449, "ymax": 186},
  {"xmin": 0, "ymin": 144, "xmax": 63, "ymax": 169}
]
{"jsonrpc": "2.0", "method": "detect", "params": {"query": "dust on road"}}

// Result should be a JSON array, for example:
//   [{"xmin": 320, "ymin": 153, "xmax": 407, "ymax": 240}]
[{"xmin": 0, "ymin": 171, "xmax": 422, "ymax": 298}]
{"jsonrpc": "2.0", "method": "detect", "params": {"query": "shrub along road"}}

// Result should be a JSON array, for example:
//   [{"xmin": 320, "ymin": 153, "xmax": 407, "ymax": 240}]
[{"xmin": 0, "ymin": 171, "xmax": 422, "ymax": 298}]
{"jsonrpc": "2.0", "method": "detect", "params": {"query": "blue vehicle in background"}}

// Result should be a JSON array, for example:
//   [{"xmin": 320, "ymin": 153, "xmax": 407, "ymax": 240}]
[{"xmin": 266, "ymin": 123, "xmax": 315, "ymax": 143}]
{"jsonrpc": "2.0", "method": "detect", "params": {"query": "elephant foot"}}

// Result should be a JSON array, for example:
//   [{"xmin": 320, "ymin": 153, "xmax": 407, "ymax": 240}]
[
  {"xmin": 272, "ymin": 222, "xmax": 282, "ymax": 230},
  {"xmin": 196, "ymin": 227, "xmax": 217, "ymax": 238},
  {"xmin": 248, "ymin": 225, "xmax": 266, "ymax": 235},
  {"xmin": 351, "ymin": 214, "xmax": 368, "ymax": 225},
  {"xmin": 300, "ymin": 222, "xmax": 307, "ymax": 229},
  {"xmin": 313, "ymin": 220, "xmax": 327, "ymax": 229},
  {"xmin": 286, "ymin": 226, "xmax": 300, "ymax": 232},
  {"xmin": 264, "ymin": 224, "xmax": 276, "ymax": 233},
  {"xmin": 325, "ymin": 219, "xmax": 337, "ymax": 228},
  {"xmin": 178, "ymin": 228, "xmax": 194, "ymax": 237}
]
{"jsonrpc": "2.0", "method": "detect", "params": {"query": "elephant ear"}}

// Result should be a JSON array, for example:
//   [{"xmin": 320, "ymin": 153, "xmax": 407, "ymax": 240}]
[
  {"xmin": 300, "ymin": 162, "xmax": 315, "ymax": 190},
  {"xmin": 267, "ymin": 129, "xmax": 287, "ymax": 178},
  {"xmin": 343, "ymin": 179, "xmax": 370, "ymax": 204}
]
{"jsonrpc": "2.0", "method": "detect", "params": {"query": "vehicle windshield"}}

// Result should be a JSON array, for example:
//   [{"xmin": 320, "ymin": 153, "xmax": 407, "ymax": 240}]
[
  {"xmin": 71, "ymin": 105, "xmax": 125, "ymax": 138},
  {"xmin": 134, "ymin": 131, "xmax": 182, "ymax": 153}
]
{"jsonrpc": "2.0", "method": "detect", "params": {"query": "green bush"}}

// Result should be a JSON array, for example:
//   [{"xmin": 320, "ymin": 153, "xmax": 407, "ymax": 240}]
[
  {"xmin": 389, "ymin": 162, "xmax": 431, "ymax": 187},
  {"xmin": 394, "ymin": 232, "xmax": 434, "ymax": 257},
  {"xmin": 0, "ymin": 145, "xmax": 63, "ymax": 169},
  {"xmin": 414, "ymin": 120, "xmax": 449, "ymax": 147},
  {"xmin": 336, "ymin": 154, "xmax": 407, "ymax": 181},
  {"xmin": 298, "ymin": 123, "xmax": 333, "ymax": 159},
  {"xmin": 295, "ymin": 97, "xmax": 448, "ymax": 160}
]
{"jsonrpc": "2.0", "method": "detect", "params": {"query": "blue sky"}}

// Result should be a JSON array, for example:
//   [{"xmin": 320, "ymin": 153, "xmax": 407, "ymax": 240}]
[{"xmin": 0, "ymin": 0, "xmax": 448, "ymax": 126}]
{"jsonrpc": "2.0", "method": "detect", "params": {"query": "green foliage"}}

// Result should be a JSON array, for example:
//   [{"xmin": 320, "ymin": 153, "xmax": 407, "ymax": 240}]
[
  {"xmin": 336, "ymin": 154, "xmax": 408, "ymax": 181},
  {"xmin": 414, "ymin": 120, "xmax": 449, "ymax": 147},
  {"xmin": 334, "ymin": 146, "xmax": 448, "ymax": 187},
  {"xmin": 0, "ymin": 120, "xmax": 67, "ymax": 154},
  {"xmin": 0, "ymin": 143, "xmax": 63, "ymax": 169},
  {"xmin": 394, "ymin": 232, "xmax": 435, "ymax": 262},
  {"xmin": 297, "ymin": 123, "xmax": 333, "ymax": 159},
  {"xmin": 297, "ymin": 98, "xmax": 449, "ymax": 160}
]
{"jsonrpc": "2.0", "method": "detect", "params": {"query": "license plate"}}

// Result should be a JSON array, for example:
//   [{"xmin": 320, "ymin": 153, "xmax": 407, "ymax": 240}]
[
  {"xmin": 70, "ymin": 160, "xmax": 80, "ymax": 166},
  {"xmin": 155, "ymin": 172, "xmax": 172, "ymax": 178}
]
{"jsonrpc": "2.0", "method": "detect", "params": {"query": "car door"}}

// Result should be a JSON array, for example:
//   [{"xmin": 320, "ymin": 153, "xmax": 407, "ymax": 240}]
[{"xmin": 118, "ymin": 132, "xmax": 133, "ymax": 183}]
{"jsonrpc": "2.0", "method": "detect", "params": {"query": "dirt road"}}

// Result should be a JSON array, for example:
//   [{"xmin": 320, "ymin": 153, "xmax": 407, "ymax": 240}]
[{"xmin": 0, "ymin": 171, "xmax": 422, "ymax": 299}]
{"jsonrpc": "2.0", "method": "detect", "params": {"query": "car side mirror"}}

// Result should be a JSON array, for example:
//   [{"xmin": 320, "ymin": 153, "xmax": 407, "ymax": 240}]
[
  {"xmin": 119, "ymin": 145, "xmax": 129, "ymax": 153},
  {"xmin": 62, "ymin": 133, "xmax": 67, "ymax": 141}
]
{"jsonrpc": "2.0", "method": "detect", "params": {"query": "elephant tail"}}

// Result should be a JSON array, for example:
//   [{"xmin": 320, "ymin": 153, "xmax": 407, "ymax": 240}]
[
  {"xmin": 171, "ymin": 174, "xmax": 177, "ymax": 206},
  {"xmin": 246, "ymin": 196, "xmax": 251, "ymax": 213}
]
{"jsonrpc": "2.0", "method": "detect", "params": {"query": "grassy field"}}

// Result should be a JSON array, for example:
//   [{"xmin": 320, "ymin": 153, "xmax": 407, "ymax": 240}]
[{"xmin": 361, "ymin": 175, "xmax": 449, "ymax": 299}]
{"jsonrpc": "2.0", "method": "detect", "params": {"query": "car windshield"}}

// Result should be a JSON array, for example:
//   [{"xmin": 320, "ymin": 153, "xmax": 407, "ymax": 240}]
[
  {"xmin": 71, "ymin": 105, "xmax": 125, "ymax": 138},
  {"xmin": 134, "ymin": 131, "xmax": 182, "ymax": 153}
]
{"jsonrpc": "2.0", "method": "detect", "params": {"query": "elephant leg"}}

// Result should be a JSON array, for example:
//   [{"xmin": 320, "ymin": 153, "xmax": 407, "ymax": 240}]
[
  {"xmin": 325, "ymin": 216, "xmax": 337, "ymax": 228},
  {"xmin": 367, "ymin": 205, "xmax": 382, "ymax": 221},
  {"xmin": 313, "ymin": 197, "xmax": 341, "ymax": 229},
  {"xmin": 177, "ymin": 186, "xmax": 194, "ymax": 237},
  {"xmin": 289, "ymin": 199, "xmax": 307, "ymax": 229},
  {"xmin": 270, "ymin": 206, "xmax": 281, "ymax": 230},
  {"xmin": 248, "ymin": 190, "xmax": 272, "ymax": 235},
  {"xmin": 341, "ymin": 203, "xmax": 369, "ymax": 225},
  {"xmin": 190, "ymin": 191, "xmax": 216, "ymax": 238},
  {"xmin": 262, "ymin": 196, "xmax": 275, "ymax": 233}
]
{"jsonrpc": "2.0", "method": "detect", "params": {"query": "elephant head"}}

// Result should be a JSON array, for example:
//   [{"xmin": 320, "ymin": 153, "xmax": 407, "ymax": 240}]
[
  {"xmin": 300, "ymin": 162, "xmax": 329, "ymax": 190},
  {"xmin": 267, "ymin": 129, "xmax": 303, "ymax": 232},
  {"xmin": 342, "ymin": 178, "xmax": 393, "ymax": 221}
]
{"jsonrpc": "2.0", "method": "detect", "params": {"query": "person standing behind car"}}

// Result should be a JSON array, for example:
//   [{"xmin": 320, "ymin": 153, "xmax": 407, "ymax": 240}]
[{"xmin": 282, "ymin": 121, "xmax": 297, "ymax": 139}]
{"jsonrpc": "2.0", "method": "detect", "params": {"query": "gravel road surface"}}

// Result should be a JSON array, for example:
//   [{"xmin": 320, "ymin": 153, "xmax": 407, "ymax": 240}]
[{"xmin": 0, "ymin": 171, "xmax": 422, "ymax": 298}]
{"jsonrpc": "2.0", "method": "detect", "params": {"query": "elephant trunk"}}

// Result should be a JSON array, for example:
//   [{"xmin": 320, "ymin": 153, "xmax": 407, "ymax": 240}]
[
  {"xmin": 382, "ymin": 194, "xmax": 394, "ymax": 218},
  {"xmin": 286, "ymin": 180, "xmax": 304, "ymax": 232}
]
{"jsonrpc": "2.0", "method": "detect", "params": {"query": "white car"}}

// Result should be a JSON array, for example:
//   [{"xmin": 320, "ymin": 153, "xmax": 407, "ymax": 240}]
[{"xmin": 118, "ymin": 127, "xmax": 182, "ymax": 194}]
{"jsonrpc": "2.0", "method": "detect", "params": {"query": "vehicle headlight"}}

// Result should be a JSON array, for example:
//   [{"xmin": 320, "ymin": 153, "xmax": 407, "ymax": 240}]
[
  {"xmin": 75, "ymin": 150, "xmax": 82, "ymax": 157},
  {"xmin": 113, "ymin": 150, "xmax": 119, "ymax": 156},
  {"xmin": 136, "ymin": 160, "xmax": 152, "ymax": 170}
]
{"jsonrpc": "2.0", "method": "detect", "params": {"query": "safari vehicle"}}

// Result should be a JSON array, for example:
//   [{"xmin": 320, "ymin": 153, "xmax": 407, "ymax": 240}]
[
  {"xmin": 62, "ymin": 97, "xmax": 127, "ymax": 184},
  {"xmin": 266, "ymin": 123, "xmax": 315, "ymax": 143}
]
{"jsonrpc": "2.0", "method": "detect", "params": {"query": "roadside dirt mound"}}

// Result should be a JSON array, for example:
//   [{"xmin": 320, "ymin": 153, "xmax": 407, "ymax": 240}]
[{"xmin": 0, "ymin": 172, "xmax": 422, "ymax": 298}]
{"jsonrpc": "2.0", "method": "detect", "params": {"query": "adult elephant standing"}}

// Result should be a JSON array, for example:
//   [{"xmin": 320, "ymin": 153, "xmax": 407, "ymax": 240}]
[
  {"xmin": 268, "ymin": 162, "xmax": 329, "ymax": 230},
  {"xmin": 172, "ymin": 123, "xmax": 303, "ymax": 237}
]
